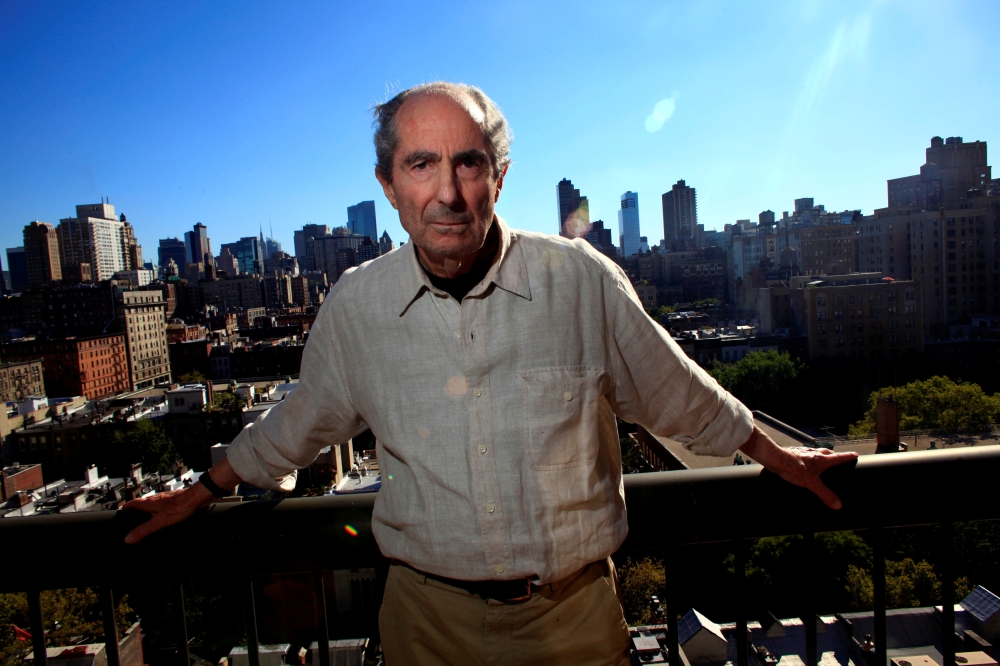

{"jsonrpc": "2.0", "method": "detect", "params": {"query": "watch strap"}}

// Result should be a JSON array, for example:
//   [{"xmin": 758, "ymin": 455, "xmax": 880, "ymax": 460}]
[{"xmin": 199, "ymin": 471, "xmax": 231, "ymax": 499}]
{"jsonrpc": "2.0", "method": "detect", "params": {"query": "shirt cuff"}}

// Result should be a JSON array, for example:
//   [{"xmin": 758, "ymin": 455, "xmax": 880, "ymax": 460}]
[
  {"xmin": 681, "ymin": 394, "xmax": 755, "ymax": 457},
  {"xmin": 226, "ymin": 424, "xmax": 299, "ymax": 492}
]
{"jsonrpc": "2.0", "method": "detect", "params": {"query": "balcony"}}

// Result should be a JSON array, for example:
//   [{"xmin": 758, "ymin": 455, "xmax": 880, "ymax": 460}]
[{"xmin": 2, "ymin": 446, "xmax": 998, "ymax": 666}]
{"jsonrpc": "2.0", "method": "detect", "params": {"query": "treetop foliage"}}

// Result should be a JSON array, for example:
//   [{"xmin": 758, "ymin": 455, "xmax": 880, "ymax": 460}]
[
  {"xmin": 110, "ymin": 419, "xmax": 177, "ymax": 475},
  {"xmin": 709, "ymin": 350, "xmax": 802, "ymax": 414},
  {"xmin": 849, "ymin": 376, "xmax": 1000, "ymax": 436}
]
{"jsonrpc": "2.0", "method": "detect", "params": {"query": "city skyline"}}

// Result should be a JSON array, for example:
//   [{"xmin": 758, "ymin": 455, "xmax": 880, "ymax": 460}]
[{"xmin": 2, "ymin": 2, "xmax": 998, "ymax": 260}]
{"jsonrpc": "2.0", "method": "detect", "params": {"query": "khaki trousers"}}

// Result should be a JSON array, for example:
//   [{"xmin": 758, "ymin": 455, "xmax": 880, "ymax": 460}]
[{"xmin": 379, "ymin": 558, "xmax": 631, "ymax": 666}]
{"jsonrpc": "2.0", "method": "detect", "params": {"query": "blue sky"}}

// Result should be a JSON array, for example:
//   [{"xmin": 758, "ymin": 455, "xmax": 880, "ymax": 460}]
[{"xmin": 2, "ymin": 1, "xmax": 998, "ymax": 261}]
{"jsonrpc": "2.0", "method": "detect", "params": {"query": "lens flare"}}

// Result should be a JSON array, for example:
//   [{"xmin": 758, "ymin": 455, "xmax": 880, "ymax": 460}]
[
  {"xmin": 645, "ymin": 98, "xmax": 676, "ymax": 133},
  {"xmin": 343, "ymin": 524, "xmax": 359, "ymax": 537}
]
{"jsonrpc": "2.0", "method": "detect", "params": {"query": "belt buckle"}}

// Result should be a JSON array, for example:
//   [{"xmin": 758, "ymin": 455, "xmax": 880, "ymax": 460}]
[{"xmin": 505, "ymin": 579, "xmax": 532, "ymax": 603}]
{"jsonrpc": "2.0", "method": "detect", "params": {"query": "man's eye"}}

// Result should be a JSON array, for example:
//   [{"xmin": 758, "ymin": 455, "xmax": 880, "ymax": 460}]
[{"xmin": 414, "ymin": 162, "xmax": 428, "ymax": 170}]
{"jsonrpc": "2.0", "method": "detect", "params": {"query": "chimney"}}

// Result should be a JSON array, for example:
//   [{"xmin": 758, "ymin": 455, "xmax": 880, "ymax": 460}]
[
  {"xmin": 876, "ymin": 397, "xmax": 901, "ymax": 453},
  {"xmin": 206, "ymin": 379, "xmax": 215, "ymax": 406}
]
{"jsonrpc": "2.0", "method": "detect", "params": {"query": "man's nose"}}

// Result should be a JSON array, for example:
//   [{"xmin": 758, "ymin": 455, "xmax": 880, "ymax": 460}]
[{"xmin": 436, "ymin": 161, "xmax": 462, "ymax": 209}]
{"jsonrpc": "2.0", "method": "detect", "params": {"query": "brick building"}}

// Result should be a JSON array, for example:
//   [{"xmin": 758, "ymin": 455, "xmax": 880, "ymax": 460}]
[
  {"xmin": 0, "ymin": 360, "xmax": 45, "ymax": 402},
  {"xmin": 1, "ymin": 334, "xmax": 130, "ymax": 399},
  {"xmin": 117, "ymin": 289, "xmax": 171, "ymax": 390}
]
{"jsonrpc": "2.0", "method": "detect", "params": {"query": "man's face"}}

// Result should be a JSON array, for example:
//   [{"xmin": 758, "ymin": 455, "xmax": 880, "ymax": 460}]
[{"xmin": 376, "ymin": 93, "xmax": 505, "ymax": 270}]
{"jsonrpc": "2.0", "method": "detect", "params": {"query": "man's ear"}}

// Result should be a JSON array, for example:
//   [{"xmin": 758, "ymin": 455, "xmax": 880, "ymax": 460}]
[
  {"xmin": 375, "ymin": 168, "xmax": 399, "ymax": 210},
  {"xmin": 494, "ymin": 164, "xmax": 509, "ymax": 203}
]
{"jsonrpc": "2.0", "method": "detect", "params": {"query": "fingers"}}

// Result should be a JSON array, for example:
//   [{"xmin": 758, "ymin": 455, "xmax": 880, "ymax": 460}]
[
  {"xmin": 125, "ymin": 517, "xmax": 161, "ymax": 544},
  {"xmin": 806, "ymin": 477, "xmax": 843, "ymax": 511}
]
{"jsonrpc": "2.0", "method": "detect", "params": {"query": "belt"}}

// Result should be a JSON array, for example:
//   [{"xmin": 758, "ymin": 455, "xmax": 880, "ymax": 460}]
[{"xmin": 393, "ymin": 560, "xmax": 540, "ymax": 603}]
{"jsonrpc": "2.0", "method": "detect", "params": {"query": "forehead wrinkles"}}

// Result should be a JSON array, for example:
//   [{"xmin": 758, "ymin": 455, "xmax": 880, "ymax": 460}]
[{"xmin": 397, "ymin": 92, "xmax": 486, "ymax": 145}]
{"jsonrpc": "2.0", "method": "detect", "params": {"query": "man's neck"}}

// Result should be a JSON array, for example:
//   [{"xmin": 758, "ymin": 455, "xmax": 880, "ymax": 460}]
[{"xmin": 417, "ymin": 221, "xmax": 499, "ymax": 279}]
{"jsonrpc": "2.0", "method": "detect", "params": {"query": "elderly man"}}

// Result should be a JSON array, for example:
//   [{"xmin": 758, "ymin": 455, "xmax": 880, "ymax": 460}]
[{"xmin": 126, "ymin": 82, "xmax": 855, "ymax": 666}]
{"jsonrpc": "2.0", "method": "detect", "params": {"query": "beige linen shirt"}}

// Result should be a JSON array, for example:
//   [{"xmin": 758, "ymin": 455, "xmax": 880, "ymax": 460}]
[{"xmin": 226, "ymin": 216, "xmax": 754, "ymax": 585}]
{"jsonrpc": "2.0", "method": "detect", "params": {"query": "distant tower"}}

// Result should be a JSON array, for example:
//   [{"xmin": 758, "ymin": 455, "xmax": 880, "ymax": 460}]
[
  {"xmin": 57, "ymin": 202, "xmax": 127, "ymax": 281},
  {"xmin": 618, "ymin": 191, "xmax": 641, "ymax": 257},
  {"xmin": 557, "ymin": 178, "xmax": 590, "ymax": 238},
  {"xmin": 662, "ymin": 180, "xmax": 698, "ymax": 248},
  {"xmin": 23, "ymin": 221, "xmax": 63, "ymax": 286},
  {"xmin": 185, "ymin": 223, "xmax": 212, "ymax": 265},
  {"xmin": 347, "ymin": 201, "xmax": 378, "ymax": 240}
]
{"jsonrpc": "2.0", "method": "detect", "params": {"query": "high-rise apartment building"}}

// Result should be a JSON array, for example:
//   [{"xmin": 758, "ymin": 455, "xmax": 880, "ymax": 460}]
[
  {"xmin": 294, "ymin": 223, "xmax": 332, "ymax": 269},
  {"xmin": 557, "ymin": 178, "xmax": 590, "ymax": 238},
  {"xmin": 662, "ymin": 180, "xmax": 698, "ymax": 248},
  {"xmin": 868, "ymin": 137, "xmax": 998, "ymax": 336},
  {"xmin": 117, "ymin": 289, "xmax": 171, "ymax": 391},
  {"xmin": 23, "ymin": 222, "xmax": 62, "ymax": 287},
  {"xmin": 618, "ymin": 191, "xmax": 641, "ymax": 257},
  {"xmin": 5, "ymin": 248, "xmax": 27, "ymax": 294},
  {"xmin": 158, "ymin": 238, "xmax": 187, "ymax": 270},
  {"xmin": 582, "ymin": 220, "xmax": 613, "ymax": 252},
  {"xmin": 887, "ymin": 137, "xmax": 991, "ymax": 208},
  {"xmin": 57, "ymin": 203, "xmax": 132, "ymax": 281},
  {"xmin": 1, "ymin": 333, "xmax": 130, "ymax": 399},
  {"xmin": 347, "ymin": 201, "xmax": 378, "ymax": 240},
  {"xmin": 800, "ymin": 222, "xmax": 858, "ymax": 275},
  {"xmin": 185, "ymin": 223, "xmax": 212, "ymax": 265}
]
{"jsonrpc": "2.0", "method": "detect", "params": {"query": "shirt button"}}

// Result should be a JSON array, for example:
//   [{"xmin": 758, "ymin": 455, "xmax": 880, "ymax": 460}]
[
  {"xmin": 473, "ymin": 388, "xmax": 482, "ymax": 397},
  {"xmin": 486, "ymin": 503, "xmax": 495, "ymax": 513},
  {"xmin": 495, "ymin": 564, "xmax": 505, "ymax": 574},
  {"xmin": 478, "ymin": 445, "xmax": 487, "ymax": 454},
  {"xmin": 563, "ymin": 391, "xmax": 573, "ymax": 401}
]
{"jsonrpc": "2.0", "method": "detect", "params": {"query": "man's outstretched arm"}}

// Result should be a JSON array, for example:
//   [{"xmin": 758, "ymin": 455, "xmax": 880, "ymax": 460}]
[
  {"xmin": 739, "ymin": 426, "xmax": 857, "ymax": 510},
  {"xmin": 122, "ymin": 458, "xmax": 242, "ymax": 543}
]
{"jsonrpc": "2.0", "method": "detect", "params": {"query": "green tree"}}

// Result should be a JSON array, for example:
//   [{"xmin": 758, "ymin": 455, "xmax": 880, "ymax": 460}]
[
  {"xmin": 211, "ymin": 391, "xmax": 244, "ymax": 413},
  {"xmin": 693, "ymin": 298, "xmax": 721, "ymax": 308},
  {"xmin": 645, "ymin": 305, "xmax": 676, "ymax": 319},
  {"xmin": 845, "ymin": 559, "xmax": 970, "ymax": 610},
  {"xmin": 848, "ymin": 376, "xmax": 1000, "ymax": 436},
  {"xmin": 177, "ymin": 371, "xmax": 206, "ymax": 383},
  {"xmin": 111, "ymin": 420, "xmax": 177, "ymax": 475},
  {"xmin": 0, "ymin": 589, "xmax": 134, "ymax": 664},
  {"xmin": 709, "ymin": 351, "xmax": 803, "ymax": 414},
  {"xmin": 618, "ymin": 556, "xmax": 665, "ymax": 625}
]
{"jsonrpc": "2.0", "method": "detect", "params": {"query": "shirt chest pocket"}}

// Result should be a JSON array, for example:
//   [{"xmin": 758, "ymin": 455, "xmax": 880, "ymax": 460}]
[{"xmin": 518, "ymin": 367, "xmax": 604, "ymax": 470}]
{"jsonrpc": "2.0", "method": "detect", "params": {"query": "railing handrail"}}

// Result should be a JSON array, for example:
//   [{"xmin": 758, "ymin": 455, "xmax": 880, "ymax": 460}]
[{"xmin": 2, "ymin": 446, "xmax": 998, "ymax": 592}]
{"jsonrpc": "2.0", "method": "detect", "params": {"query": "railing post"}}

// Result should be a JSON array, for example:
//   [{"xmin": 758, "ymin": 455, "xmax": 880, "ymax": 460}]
[
  {"xmin": 803, "ymin": 534, "xmax": 817, "ymax": 666},
  {"xmin": 27, "ymin": 588, "xmax": 47, "ymax": 666},
  {"xmin": 734, "ymin": 539, "xmax": 749, "ymax": 666},
  {"xmin": 872, "ymin": 527, "xmax": 887, "ymax": 666},
  {"xmin": 175, "ymin": 583, "xmax": 189, "ymax": 666},
  {"xmin": 243, "ymin": 579, "xmax": 260, "ymax": 666},
  {"xmin": 664, "ymin": 543, "xmax": 680, "ymax": 666},
  {"xmin": 941, "ymin": 521, "xmax": 956, "ymax": 666},
  {"xmin": 315, "ymin": 573, "xmax": 331, "ymax": 666},
  {"xmin": 100, "ymin": 585, "xmax": 121, "ymax": 666}
]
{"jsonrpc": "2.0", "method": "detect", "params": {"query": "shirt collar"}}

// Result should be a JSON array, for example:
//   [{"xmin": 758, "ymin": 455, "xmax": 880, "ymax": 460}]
[{"xmin": 397, "ymin": 215, "xmax": 531, "ymax": 316}]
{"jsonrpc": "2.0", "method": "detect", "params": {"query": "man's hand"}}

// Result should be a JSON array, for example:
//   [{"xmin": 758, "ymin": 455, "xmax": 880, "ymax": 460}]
[
  {"xmin": 739, "ymin": 426, "xmax": 857, "ymax": 510},
  {"xmin": 123, "ymin": 459, "xmax": 242, "ymax": 543}
]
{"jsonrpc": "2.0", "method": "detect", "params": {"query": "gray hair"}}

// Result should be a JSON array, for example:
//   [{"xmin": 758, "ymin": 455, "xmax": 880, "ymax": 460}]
[{"xmin": 372, "ymin": 82, "xmax": 512, "ymax": 183}]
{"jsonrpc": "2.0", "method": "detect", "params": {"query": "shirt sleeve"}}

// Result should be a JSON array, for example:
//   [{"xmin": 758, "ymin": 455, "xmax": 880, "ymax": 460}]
[
  {"xmin": 224, "ymin": 290, "xmax": 366, "ymax": 490},
  {"xmin": 603, "ymin": 266, "xmax": 754, "ymax": 457}
]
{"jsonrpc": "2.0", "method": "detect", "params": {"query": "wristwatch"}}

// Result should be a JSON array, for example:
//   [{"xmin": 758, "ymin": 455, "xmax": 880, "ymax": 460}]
[{"xmin": 199, "ymin": 471, "xmax": 231, "ymax": 499}]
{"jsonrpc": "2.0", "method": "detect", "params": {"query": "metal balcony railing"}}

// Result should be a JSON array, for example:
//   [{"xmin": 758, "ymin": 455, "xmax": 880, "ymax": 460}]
[{"xmin": 2, "ymin": 447, "xmax": 999, "ymax": 666}]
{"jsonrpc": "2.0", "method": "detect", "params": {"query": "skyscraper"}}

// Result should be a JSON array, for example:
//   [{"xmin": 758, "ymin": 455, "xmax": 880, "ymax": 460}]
[
  {"xmin": 23, "ymin": 221, "xmax": 63, "ymax": 286},
  {"xmin": 158, "ymin": 238, "xmax": 187, "ymax": 269},
  {"xmin": 221, "ymin": 237, "xmax": 264, "ymax": 275},
  {"xmin": 185, "ymin": 223, "xmax": 212, "ymax": 265},
  {"xmin": 6, "ymin": 247, "xmax": 27, "ymax": 294},
  {"xmin": 662, "ymin": 180, "xmax": 698, "ymax": 248},
  {"xmin": 347, "ymin": 201, "xmax": 378, "ymax": 240},
  {"xmin": 294, "ymin": 223, "xmax": 331, "ymax": 265},
  {"xmin": 618, "ymin": 191, "xmax": 641, "ymax": 257},
  {"xmin": 57, "ymin": 202, "xmax": 129, "ymax": 281},
  {"xmin": 557, "ymin": 178, "xmax": 590, "ymax": 238}
]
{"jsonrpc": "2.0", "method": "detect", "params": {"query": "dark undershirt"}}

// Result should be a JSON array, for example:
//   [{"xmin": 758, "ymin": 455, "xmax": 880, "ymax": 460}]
[{"xmin": 422, "ymin": 224, "xmax": 500, "ymax": 302}]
